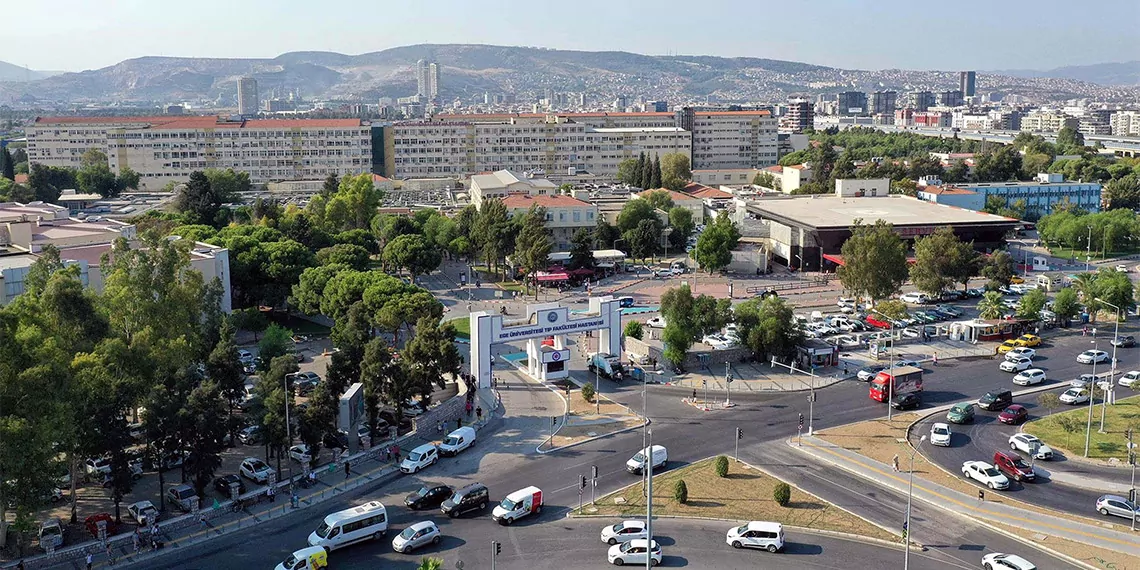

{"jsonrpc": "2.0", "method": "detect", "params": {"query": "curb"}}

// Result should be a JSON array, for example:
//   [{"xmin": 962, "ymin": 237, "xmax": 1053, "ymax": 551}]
[
  {"xmin": 787, "ymin": 438, "xmax": 1108, "ymax": 570},
  {"xmin": 532, "ymin": 373, "xmax": 648, "ymax": 455},
  {"xmin": 536, "ymin": 419, "xmax": 650, "ymax": 455},
  {"xmin": 566, "ymin": 513, "xmax": 908, "ymax": 551}
]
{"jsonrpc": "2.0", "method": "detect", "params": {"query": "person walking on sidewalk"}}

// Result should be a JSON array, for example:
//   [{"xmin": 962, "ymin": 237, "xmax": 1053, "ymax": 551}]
[
  {"xmin": 977, "ymin": 489, "xmax": 985, "ymax": 502},
  {"xmin": 86, "ymin": 554, "xmax": 93, "ymax": 570},
  {"xmin": 932, "ymin": 353, "xmax": 938, "ymax": 367},
  {"xmin": 344, "ymin": 460, "xmax": 351, "ymax": 479},
  {"xmin": 692, "ymin": 389, "xmax": 697, "ymax": 402},
  {"xmin": 892, "ymin": 454, "xmax": 900, "ymax": 472},
  {"xmin": 476, "ymin": 406, "xmax": 483, "ymax": 422}
]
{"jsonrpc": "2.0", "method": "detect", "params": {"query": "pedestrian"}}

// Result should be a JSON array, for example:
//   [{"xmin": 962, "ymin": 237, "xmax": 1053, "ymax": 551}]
[
  {"xmin": 692, "ymin": 389, "xmax": 697, "ymax": 402},
  {"xmin": 309, "ymin": 470, "xmax": 317, "ymax": 485},
  {"xmin": 892, "ymin": 454, "xmax": 900, "ymax": 472},
  {"xmin": 843, "ymin": 363, "xmax": 849, "ymax": 375},
  {"xmin": 932, "ymin": 353, "xmax": 938, "ymax": 367},
  {"xmin": 17, "ymin": 562, "xmax": 25, "ymax": 570},
  {"xmin": 978, "ymin": 489, "xmax": 985, "ymax": 502},
  {"xmin": 86, "ymin": 553, "xmax": 93, "ymax": 570},
  {"xmin": 290, "ymin": 490, "xmax": 299, "ymax": 509},
  {"xmin": 105, "ymin": 543, "xmax": 114, "ymax": 564},
  {"xmin": 476, "ymin": 406, "xmax": 483, "ymax": 421},
  {"xmin": 344, "ymin": 460, "xmax": 351, "ymax": 479},
  {"xmin": 437, "ymin": 421, "xmax": 444, "ymax": 434},
  {"xmin": 267, "ymin": 485, "xmax": 275, "ymax": 503},
  {"xmin": 133, "ymin": 530, "xmax": 141, "ymax": 554},
  {"xmin": 465, "ymin": 400, "xmax": 473, "ymax": 416},
  {"xmin": 1092, "ymin": 327, "xmax": 1097, "ymax": 337}
]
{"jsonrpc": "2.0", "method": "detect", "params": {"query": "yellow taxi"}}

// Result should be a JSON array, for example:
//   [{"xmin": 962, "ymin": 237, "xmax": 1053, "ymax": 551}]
[
  {"xmin": 996, "ymin": 340, "xmax": 1019, "ymax": 354},
  {"xmin": 1010, "ymin": 276, "xmax": 1025, "ymax": 284},
  {"xmin": 1014, "ymin": 334, "xmax": 1041, "ymax": 347}
]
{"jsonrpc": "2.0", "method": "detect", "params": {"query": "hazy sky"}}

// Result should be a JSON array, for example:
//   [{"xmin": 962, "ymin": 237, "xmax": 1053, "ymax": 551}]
[{"xmin": 8, "ymin": 0, "xmax": 1139, "ymax": 72}]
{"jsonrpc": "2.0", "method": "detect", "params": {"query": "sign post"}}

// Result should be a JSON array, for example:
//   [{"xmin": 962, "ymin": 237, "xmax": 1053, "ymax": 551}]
[
  {"xmin": 724, "ymin": 362, "xmax": 733, "ymax": 407},
  {"xmin": 591, "ymin": 465, "xmax": 598, "ymax": 506}
]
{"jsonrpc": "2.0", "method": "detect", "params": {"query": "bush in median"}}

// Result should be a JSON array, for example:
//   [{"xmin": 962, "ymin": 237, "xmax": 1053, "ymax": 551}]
[
  {"xmin": 581, "ymin": 383, "xmax": 596, "ymax": 403},
  {"xmin": 714, "ymin": 455, "xmax": 729, "ymax": 478},
  {"xmin": 773, "ymin": 482, "xmax": 791, "ymax": 507},
  {"xmin": 674, "ymin": 479, "xmax": 688, "ymax": 504}
]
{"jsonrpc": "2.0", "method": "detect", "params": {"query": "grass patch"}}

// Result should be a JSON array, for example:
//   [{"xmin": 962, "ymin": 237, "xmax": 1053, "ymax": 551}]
[
  {"xmin": 990, "ymin": 521, "xmax": 1140, "ymax": 570},
  {"xmin": 589, "ymin": 457, "xmax": 897, "ymax": 542},
  {"xmin": 445, "ymin": 317, "xmax": 471, "ymax": 338},
  {"xmin": 1045, "ymin": 245, "xmax": 1140, "ymax": 263},
  {"xmin": 1023, "ymin": 394, "xmax": 1140, "ymax": 461}
]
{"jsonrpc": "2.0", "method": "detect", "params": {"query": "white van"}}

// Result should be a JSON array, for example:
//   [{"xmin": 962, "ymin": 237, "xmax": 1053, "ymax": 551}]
[
  {"xmin": 308, "ymin": 501, "xmax": 388, "ymax": 551},
  {"xmin": 626, "ymin": 445, "xmax": 667, "ymax": 475},
  {"xmin": 726, "ymin": 521, "xmax": 784, "ymax": 552},
  {"xmin": 439, "ymin": 426, "xmax": 476, "ymax": 457},
  {"xmin": 492, "ymin": 486, "xmax": 543, "ymax": 525},
  {"xmin": 399, "ymin": 443, "xmax": 439, "ymax": 474},
  {"xmin": 38, "ymin": 518, "xmax": 64, "ymax": 549},
  {"xmin": 275, "ymin": 546, "xmax": 328, "ymax": 570}
]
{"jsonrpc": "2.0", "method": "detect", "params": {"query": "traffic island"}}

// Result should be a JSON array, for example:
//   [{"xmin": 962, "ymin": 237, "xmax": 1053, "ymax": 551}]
[
  {"xmin": 813, "ymin": 414, "xmax": 1140, "ymax": 568},
  {"xmin": 539, "ymin": 384, "xmax": 645, "ymax": 452},
  {"xmin": 585, "ymin": 457, "xmax": 899, "ymax": 543},
  {"xmin": 1023, "ymin": 394, "xmax": 1140, "ymax": 463}
]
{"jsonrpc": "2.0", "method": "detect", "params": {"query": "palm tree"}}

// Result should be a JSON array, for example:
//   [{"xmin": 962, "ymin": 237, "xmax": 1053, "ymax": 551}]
[
  {"xmin": 418, "ymin": 558, "xmax": 444, "ymax": 570},
  {"xmin": 1071, "ymin": 272, "xmax": 1099, "ymax": 322},
  {"xmin": 977, "ymin": 291, "xmax": 1005, "ymax": 320}
]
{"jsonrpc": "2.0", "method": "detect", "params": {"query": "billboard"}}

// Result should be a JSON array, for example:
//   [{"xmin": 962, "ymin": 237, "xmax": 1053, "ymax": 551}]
[{"xmin": 339, "ymin": 382, "xmax": 365, "ymax": 432}]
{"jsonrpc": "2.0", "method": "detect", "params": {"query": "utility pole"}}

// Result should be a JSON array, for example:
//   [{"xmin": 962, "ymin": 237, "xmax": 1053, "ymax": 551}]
[
  {"xmin": 735, "ymin": 427, "xmax": 742, "ymax": 463},
  {"xmin": 595, "ymin": 363, "xmax": 601, "ymax": 414},
  {"xmin": 491, "ymin": 540, "xmax": 501, "ymax": 570},
  {"xmin": 1085, "ymin": 339, "xmax": 1098, "ymax": 457},
  {"xmin": 807, "ymin": 375, "xmax": 816, "ymax": 436},
  {"xmin": 645, "ymin": 428, "xmax": 653, "ymax": 570},
  {"xmin": 702, "ymin": 378, "xmax": 708, "ymax": 410},
  {"xmin": 1094, "ymin": 298, "xmax": 1121, "ymax": 434},
  {"xmin": 724, "ymin": 362, "xmax": 732, "ymax": 406},
  {"xmin": 591, "ymin": 464, "xmax": 598, "ymax": 506}
]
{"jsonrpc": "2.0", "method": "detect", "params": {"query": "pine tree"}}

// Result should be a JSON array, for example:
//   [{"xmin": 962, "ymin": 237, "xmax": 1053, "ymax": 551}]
[
  {"xmin": 635, "ymin": 152, "xmax": 647, "ymax": 188},
  {"xmin": 650, "ymin": 155, "xmax": 662, "ymax": 189},
  {"xmin": 0, "ymin": 147, "xmax": 13, "ymax": 180},
  {"xmin": 640, "ymin": 157, "xmax": 653, "ymax": 190}
]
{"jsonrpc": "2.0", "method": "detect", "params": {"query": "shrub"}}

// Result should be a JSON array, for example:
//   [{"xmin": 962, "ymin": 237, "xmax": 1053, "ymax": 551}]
[
  {"xmin": 624, "ymin": 320, "xmax": 644, "ymax": 340},
  {"xmin": 773, "ymin": 482, "xmax": 791, "ymax": 507},
  {"xmin": 581, "ymin": 383, "xmax": 596, "ymax": 403},
  {"xmin": 714, "ymin": 455, "xmax": 729, "ymax": 478},
  {"xmin": 673, "ymin": 479, "xmax": 688, "ymax": 504}
]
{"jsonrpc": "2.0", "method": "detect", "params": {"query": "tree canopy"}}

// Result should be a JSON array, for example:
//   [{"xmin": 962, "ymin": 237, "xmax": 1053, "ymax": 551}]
[{"xmin": 837, "ymin": 219, "xmax": 908, "ymax": 301}]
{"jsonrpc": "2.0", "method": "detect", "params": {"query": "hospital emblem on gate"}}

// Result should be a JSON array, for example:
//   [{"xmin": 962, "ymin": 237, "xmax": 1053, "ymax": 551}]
[
  {"xmin": 551, "ymin": 352, "xmax": 562, "ymax": 361},
  {"xmin": 547, "ymin": 312, "xmax": 558, "ymax": 323}
]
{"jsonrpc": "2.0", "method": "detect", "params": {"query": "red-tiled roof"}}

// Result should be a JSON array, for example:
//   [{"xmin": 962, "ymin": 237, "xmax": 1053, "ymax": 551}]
[
  {"xmin": 764, "ymin": 165, "xmax": 783, "ymax": 173},
  {"xmin": 640, "ymin": 188, "xmax": 698, "ymax": 203},
  {"xmin": 371, "ymin": 174, "xmax": 392, "ymax": 182},
  {"xmin": 243, "ymin": 119, "xmax": 363, "ymax": 128},
  {"xmin": 433, "ymin": 112, "xmax": 674, "ymax": 120},
  {"xmin": 34, "ymin": 116, "xmax": 363, "ymax": 129},
  {"xmin": 683, "ymin": 183, "xmax": 732, "ymax": 199},
  {"xmin": 921, "ymin": 186, "xmax": 978, "ymax": 195},
  {"xmin": 13, "ymin": 174, "xmax": 28, "ymax": 184},
  {"xmin": 501, "ymin": 194, "xmax": 592, "ymax": 209}
]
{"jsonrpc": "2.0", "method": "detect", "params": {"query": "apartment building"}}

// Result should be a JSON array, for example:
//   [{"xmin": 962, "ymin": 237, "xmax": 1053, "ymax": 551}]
[
  {"xmin": 779, "ymin": 98, "xmax": 814, "ymax": 134},
  {"xmin": 918, "ymin": 173, "xmax": 1100, "ymax": 219},
  {"xmin": 0, "ymin": 201, "xmax": 231, "ymax": 309},
  {"xmin": 837, "ymin": 92, "xmax": 867, "ymax": 116},
  {"xmin": 469, "ymin": 169, "xmax": 558, "ymax": 207},
  {"xmin": 1111, "ymin": 111, "xmax": 1140, "ymax": 137},
  {"xmin": 685, "ymin": 110, "xmax": 778, "ymax": 171},
  {"xmin": 871, "ymin": 91, "xmax": 897, "ymax": 116},
  {"xmin": 27, "ymin": 116, "xmax": 372, "ymax": 189},
  {"xmin": 499, "ymin": 194, "xmax": 598, "ymax": 251},
  {"xmin": 1020, "ymin": 111, "xmax": 1079, "ymax": 133}
]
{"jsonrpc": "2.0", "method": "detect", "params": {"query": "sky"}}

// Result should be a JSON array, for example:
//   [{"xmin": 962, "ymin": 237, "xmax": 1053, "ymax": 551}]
[{"xmin": 7, "ymin": 0, "xmax": 1139, "ymax": 72}]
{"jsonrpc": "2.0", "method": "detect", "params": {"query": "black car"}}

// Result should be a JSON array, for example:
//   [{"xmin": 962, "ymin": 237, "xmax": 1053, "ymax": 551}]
[
  {"xmin": 213, "ymin": 474, "xmax": 246, "ymax": 495},
  {"xmin": 405, "ymin": 484, "xmax": 454, "ymax": 510},
  {"xmin": 323, "ymin": 430, "xmax": 349, "ymax": 450},
  {"xmin": 1111, "ymin": 335, "xmax": 1136, "ymax": 348},
  {"xmin": 440, "ymin": 483, "xmax": 489, "ymax": 518},
  {"xmin": 891, "ymin": 393, "xmax": 922, "ymax": 410},
  {"xmin": 978, "ymin": 389, "xmax": 1013, "ymax": 411}
]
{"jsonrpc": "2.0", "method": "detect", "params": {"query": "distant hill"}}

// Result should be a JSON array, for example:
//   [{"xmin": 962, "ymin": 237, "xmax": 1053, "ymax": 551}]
[
  {"xmin": 0, "ymin": 60, "xmax": 61, "ymax": 82},
  {"xmin": 0, "ymin": 45, "xmax": 1133, "ymax": 105},
  {"xmin": 989, "ymin": 61, "xmax": 1140, "ymax": 86}
]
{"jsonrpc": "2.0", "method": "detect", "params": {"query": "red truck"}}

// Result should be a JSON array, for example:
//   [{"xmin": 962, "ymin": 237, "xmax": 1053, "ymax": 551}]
[{"xmin": 869, "ymin": 365, "xmax": 923, "ymax": 402}]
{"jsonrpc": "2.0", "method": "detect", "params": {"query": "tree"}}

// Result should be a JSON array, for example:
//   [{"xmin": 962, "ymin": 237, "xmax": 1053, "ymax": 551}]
[
  {"xmin": 617, "ymin": 158, "xmax": 639, "ymax": 186},
  {"xmin": 182, "ymin": 380, "xmax": 228, "ymax": 498},
  {"xmin": 714, "ymin": 455, "xmax": 729, "ymax": 478},
  {"xmin": 580, "ymin": 383, "xmax": 595, "ymax": 403},
  {"xmin": 1037, "ymin": 392, "xmax": 1061, "ymax": 418},
  {"xmin": 837, "ymin": 220, "xmax": 908, "ymax": 302},
  {"xmin": 616, "ymin": 198, "xmax": 659, "ymax": 233},
  {"xmin": 752, "ymin": 171, "xmax": 780, "ymax": 190},
  {"xmin": 473, "ymin": 198, "xmax": 512, "ymax": 274},
  {"xmin": 254, "ymin": 356, "xmax": 298, "ymax": 476},
  {"xmin": 944, "ymin": 159, "xmax": 970, "ymax": 183},
  {"xmin": 733, "ymin": 296, "xmax": 804, "ymax": 362},
  {"xmin": 27, "ymin": 163, "xmax": 77, "ymax": 203},
  {"xmin": 977, "ymin": 291, "xmax": 1006, "ymax": 320},
  {"xmin": 661, "ymin": 285, "xmax": 698, "ymax": 366},
  {"xmin": 0, "ymin": 146, "xmax": 13, "ymax": 180},
  {"xmin": 640, "ymin": 153, "xmax": 653, "ymax": 189},
  {"xmin": 1093, "ymin": 268, "xmax": 1135, "ymax": 317},
  {"xmin": 910, "ymin": 227, "xmax": 979, "ymax": 295},
  {"xmin": 203, "ymin": 168, "xmax": 251, "ymax": 202},
  {"xmin": 981, "ymin": 250, "xmax": 1015, "ymax": 289},
  {"xmin": 595, "ymin": 217, "xmax": 621, "ymax": 251},
  {"xmin": 0, "ymin": 177, "xmax": 34, "ymax": 202},
  {"xmin": 567, "ymin": 228, "xmax": 595, "ymax": 271},
  {"xmin": 513, "ymin": 205, "xmax": 553, "ymax": 295},
  {"xmin": 76, "ymin": 151, "xmax": 120, "ymax": 198},
  {"xmin": 417, "ymin": 558, "xmax": 444, "ymax": 570},
  {"xmin": 667, "ymin": 206, "xmax": 695, "ymax": 251},
  {"xmin": 641, "ymin": 190, "xmax": 675, "ymax": 212},
  {"xmin": 974, "ymin": 145, "xmax": 1022, "ymax": 182},
  {"xmin": 402, "ymin": 316, "xmax": 462, "ymax": 404},
  {"xmin": 298, "ymin": 382, "xmax": 335, "ymax": 468},
  {"xmin": 693, "ymin": 213, "xmax": 740, "ymax": 275},
  {"xmin": 874, "ymin": 299, "xmax": 910, "ymax": 321},
  {"xmin": 650, "ymin": 155, "xmax": 662, "ymax": 189},
  {"xmin": 773, "ymin": 482, "xmax": 791, "ymax": 507},
  {"xmin": 383, "ymin": 234, "xmax": 442, "ymax": 283},
  {"xmin": 174, "ymin": 171, "xmax": 225, "ymax": 226},
  {"xmin": 1016, "ymin": 288, "xmax": 1047, "ymax": 321},
  {"xmin": 322, "ymin": 173, "xmax": 383, "ymax": 232},
  {"xmin": 661, "ymin": 152, "xmax": 692, "ymax": 191},
  {"xmin": 207, "ymin": 320, "xmax": 246, "ymax": 445},
  {"xmin": 811, "ymin": 141, "xmax": 838, "ymax": 184},
  {"xmin": 1056, "ymin": 126, "xmax": 1085, "ymax": 153},
  {"xmin": 257, "ymin": 324, "xmax": 294, "ymax": 371},
  {"xmin": 1022, "ymin": 153, "xmax": 1053, "ymax": 180},
  {"xmin": 627, "ymin": 218, "xmax": 660, "ymax": 261},
  {"xmin": 1104, "ymin": 175, "xmax": 1140, "ymax": 211},
  {"xmin": 624, "ymin": 320, "xmax": 644, "ymax": 341},
  {"xmin": 316, "ymin": 243, "xmax": 371, "ymax": 271},
  {"xmin": 673, "ymin": 479, "xmax": 688, "ymax": 504},
  {"xmin": 1052, "ymin": 287, "xmax": 1080, "ymax": 325},
  {"xmin": 321, "ymin": 173, "xmax": 339, "ymax": 197}
]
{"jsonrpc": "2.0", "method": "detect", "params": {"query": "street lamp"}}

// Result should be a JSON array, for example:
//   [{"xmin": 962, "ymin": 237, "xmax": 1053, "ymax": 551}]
[
  {"xmin": 870, "ymin": 308, "xmax": 896, "ymax": 420},
  {"xmin": 1094, "ymin": 297, "xmax": 1121, "ymax": 434},
  {"xmin": 903, "ymin": 435, "xmax": 927, "ymax": 570},
  {"xmin": 645, "ymin": 427, "xmax": 654, "ymax": 570},
  {"xmin": 1085, "ymin": 339, "xmax": 1099, "ymax": 458},
  {"xmin": 1086, "ymin": 225, "xmax": 1093, "ymax": 272}
]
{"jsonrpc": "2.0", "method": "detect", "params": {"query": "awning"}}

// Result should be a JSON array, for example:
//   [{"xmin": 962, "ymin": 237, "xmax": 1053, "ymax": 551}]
[
  {"xmin": 535, "ymin": 272, "xmax": 570, "ymax": 282},
  {"xmin": 568, "ymin": 268, "xmax": 595, "ymax": 276}
]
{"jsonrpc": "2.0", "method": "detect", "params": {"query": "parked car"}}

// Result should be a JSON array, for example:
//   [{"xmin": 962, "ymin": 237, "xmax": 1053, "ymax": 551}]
[
  {"xmin": 405, "ymin": 485, "xmax": 454, "ymax": 510},
  {"xmin": 646, "ymin": 316, "xmax": 666, "ymax": 328},
  {"xmin": 1119, "ymin": 370, "xmax": 1140, "ymax": 388},
  {"xmin": 84, "ymin": 513, "xmax": 117, "ymax": 538},
  {"xmin": 126, "ymin": 500, "xmax": 158, "ymax": 526},
  {"xmin": 1012, "ymin": 369, "xmax": 1046, "ymax": 386},
  {"xmin": 607, "ymin": 539, "xmax": 662, "ymax": 567},
  {"xmin": 1005, "ymin": 347, "xmax": 1036, "ymax": 360},
  {"xmin": 1096, "ymin": 494, "xmax": 1139, "ymax": 521},
  {"xmin": 85, "ymin": 457, "xmax": 112, "ymax": 477},
  {"xmin": 961, "ymin": 461, "xmax": 1010, "ymax": 490},
  {"xmin": 240, "ymin": 457, "xmax": 273, "ymax": 483},
  {"xmin": 1009, "ymin": 433, "xmax": 1054, "ymax": 460},
  {"xmin": 929, "ymin": 423, "xmax": 952, "ymax": 446},
  {"xmin": 167, "ymin": 484, "xmax": 199, "ymax": 512},
  {"xmin": 213, "ymin": 474, "xmax": 246, "ymax": 495},
  {"xmin": 998, "ymin": 405, "xmax": 1029, "ymax": 425},
  {"xmin": 993, "ymin": 451, "xmax": 1035, "ymax": 482},
  {"xmin": 900, "ymin": 292, "xmax": 928, "ymax": 304},
  {"xmin": 1014, "ymin": 334, "xmax": 1042, "ymax": 347},
  {"xmin": 288, "ymin": 444, "xmax": 312, "ymax": 463},
  {"xmin": 600, "ymin": 520, "xmax": 649, "ymax": 545},
  {"xmin": 238, "ymin": 425, "xmax": 262, "ymax": 445}
]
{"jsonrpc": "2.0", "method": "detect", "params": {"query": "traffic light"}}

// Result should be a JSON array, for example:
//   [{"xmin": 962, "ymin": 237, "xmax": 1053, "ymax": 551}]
[
  {"xmin": 591, "ymin": 465, "xmax": 598, "ymax": 480},
  {"xmin": 798, "ymin": 413, "xmax": 804, "ymax": 429},
  {"xmin": 580, "ymin": 475, "xmax": 587, "ymax": 490},
  {"xmin": 736, "ymin": 427, "xmax": 744, "ymax": 440},
  {"xmin": 494, "ymin": 541, "xmax": 502, "ymax": 555},
  {"xmin": 902, "ymin": 520, "xmax": 908, "ymax": 539}
]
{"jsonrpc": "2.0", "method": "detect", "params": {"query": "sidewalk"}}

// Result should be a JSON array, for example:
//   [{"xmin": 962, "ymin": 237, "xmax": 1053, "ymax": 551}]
[{"xmin": 792, "ymin": 435, "xmax": 1140, "ymax": 558}]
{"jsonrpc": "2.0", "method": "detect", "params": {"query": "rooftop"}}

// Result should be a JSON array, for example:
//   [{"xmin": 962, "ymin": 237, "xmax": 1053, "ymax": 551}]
[
  {"xmin": 501, "ymin": 194, "xmax": 592, "ymax": 209},
  {"xmin": 637, "ymin": 188, "xmax": 700, "ymax": 203},
  {"xmin": 747, "ymin": 195, "xmax": 1019, "ymax": 230},
  {"xmin": 683, "ymin": 183, "xmax": 732, "ymax": 200},
  {"xmin": 919, "ymin": 186, "xmax": 979, "ymax": 196},
  {"xmin": 470, "ymin": 170, "xmax": 557, "ymax": 191},
  {"xmin": 33, "ymin": 116, "xmax": 364, "ymax": 130}
]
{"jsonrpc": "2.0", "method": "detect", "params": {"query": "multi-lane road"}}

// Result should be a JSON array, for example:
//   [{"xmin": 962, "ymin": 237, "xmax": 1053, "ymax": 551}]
[{"xmin": 141, "ymin": 313, "xmax": 1132, "ymax": 569}]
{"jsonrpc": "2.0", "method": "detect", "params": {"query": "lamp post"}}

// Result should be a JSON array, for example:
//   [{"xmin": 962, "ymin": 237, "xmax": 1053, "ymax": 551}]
[
  {"xmin": 1085, "ymin": 339, "xmax": 1098, "ymax": 458},
  {"xmin": 645, "ymin": 427, "xmax": 654, "ymax": 570},
  {"xmin": 903, "ymin": 435, "xmax": 927, "ymax": 570},
  {"xmin": 870, "ymin": 308, "xmax": 896, "ymax": 420},
  {"xmin": 1086, "ymin": 225, "xmax": 1093, "ymax": 272},
  {"xmin": 284, "ymin": 373, "xmax": 293, "ymax": 481},
  {"xmin": 1095, "ymin": 297, "xmax": 1120, "ymax": 434}
]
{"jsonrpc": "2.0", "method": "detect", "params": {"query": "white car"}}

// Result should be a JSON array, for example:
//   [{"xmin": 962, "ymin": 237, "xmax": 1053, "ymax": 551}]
[
  {"xmin": 961, "ymin": 461, "xmax": 1010, "ymax": 490},
  {"xmin": 1118, "ymin": 370, "xmax": 1140, "ymax": 388},
  {"xmin": 1008, "ymin": 433, "xmax": 1053, "ymax": 460},
  {"xmin": 238, "ymin": 349, "xmax": 253, "ymax": 362},
  {"xmin": 607, "ymin": 539, "xmax": 661, "ymax": 567},
  {"xmin": 1012, "ymin": 369, "xmax": 1046, "ymax": 386},
  {"xmin": 900, "ymin": 292, "xmax": 928, "ymax": 304},
  {"xmin": 239, "ymin": 457, "xmax": 273, "ymax": 483},
  {"xmin": 646, "ymin": 316, "xmax": 666, "ymax": 328},
  {"xmin": 837, "ymin": 297, "xmax": 855, "ymax": 308},
  {"xmin": 702, "ymin": 334, "xmax": 738, "ymax": 350},
  {"xmin": 999, "ymin": 356, "xmax": 1032, "ymax": 372},
  {"xmin": 84, "ymin": 457, "xmax": 112, "ymax": 476},
  {"xmin": 1060, "ymin": 388, "xmax": 1089, "ymax": 405},
  {"xmin": 1077, "ymin": 349, "xmax": 1110, "ymax": 364},
  {"xmin": 288, "ymin": 444, "xmax": 312, "ymax": 463},
  {"xmin": 600, "ymin": 520, "xmax": 648, "ymax": 545},
  {"xmin": 929, "ymin": 423, "xmax": 952, "ymax": 447},
  {"xmin": 126, "ymin": 500, "xmax": 159, "ymax": 525},
  {"xmin": 1070, "ymin": 374, "xmax": 1096, "ymax": 388},
  {"xmin": 1116, "ymin": 264, "xmax": 1130, "ymax": 273},
  {"xmin": 830, "ymin": 334, "xmax": 859, "ymax": 348},
  {"xmin": 982, "ymin": 552, "xmax": 1037, "ymax": 570},
  {"xmin": 1005, "ymin": 347, "xmax": 1036, "ymax": 360}
]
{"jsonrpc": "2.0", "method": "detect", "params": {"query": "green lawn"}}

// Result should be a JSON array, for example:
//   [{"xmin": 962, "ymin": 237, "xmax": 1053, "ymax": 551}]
[
  {"xmin": 1045, "ymin": 245, "xmax": 1140, "ymax": 264},
  {"xmin": 445, "ymin": 317, "xmax": 471, "ymax": 338},
  {"xmin": 1024, "ymin": 394, "xmax": 1140, "ymax": 460}
]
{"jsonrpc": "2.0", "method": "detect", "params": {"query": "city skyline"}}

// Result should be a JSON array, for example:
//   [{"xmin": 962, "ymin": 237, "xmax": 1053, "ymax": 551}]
[{"xmin": 7, "ymin": 0, "xmax": 1138, "ymax": 73}]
